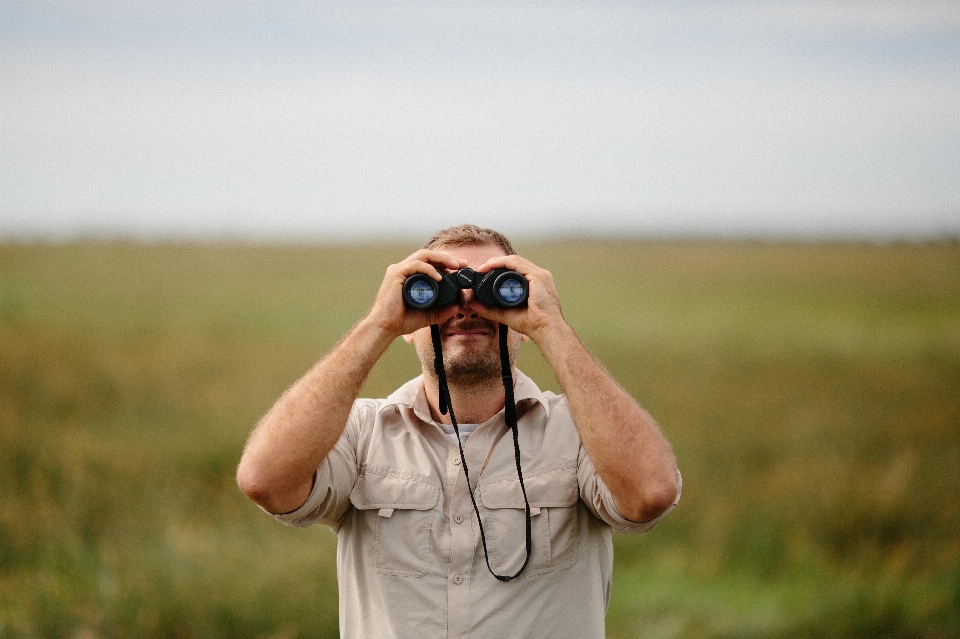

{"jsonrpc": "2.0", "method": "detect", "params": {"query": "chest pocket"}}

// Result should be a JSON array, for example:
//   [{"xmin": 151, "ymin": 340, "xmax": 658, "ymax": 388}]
[
  {"xmin": 349, "ymin": 468, "xmax": 441, "ymax": 577},
  {"xmin": 478, "ymin": 465, "xmax": 580, "ymax": 577}
]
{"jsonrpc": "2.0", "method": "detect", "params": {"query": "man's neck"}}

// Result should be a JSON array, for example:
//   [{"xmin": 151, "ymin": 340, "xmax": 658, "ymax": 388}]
[{"xmin": 423, "ymin": 374, "xmax": 507, "ymax": 425}]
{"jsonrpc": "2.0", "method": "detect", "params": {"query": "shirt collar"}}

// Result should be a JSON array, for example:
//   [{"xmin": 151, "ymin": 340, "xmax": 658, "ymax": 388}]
[{"xmin": 381, "ymin": 369, "xmax": 551, "ymax": 423}]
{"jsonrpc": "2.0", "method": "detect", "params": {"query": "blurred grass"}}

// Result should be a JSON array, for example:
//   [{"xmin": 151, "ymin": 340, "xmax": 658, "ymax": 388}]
[{"xmin": 1, "ymin": 240, "xmax": 958, "ymax": 638}]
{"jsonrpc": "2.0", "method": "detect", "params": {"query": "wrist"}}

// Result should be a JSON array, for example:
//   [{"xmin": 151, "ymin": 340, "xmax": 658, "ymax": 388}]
[
  {"xmin": 353, "ymin": 313, "xmax": 402, "ymax": 351},
  {"xmin": 528, "ymin": 315, "xmax": 575, "ymax": 351}
]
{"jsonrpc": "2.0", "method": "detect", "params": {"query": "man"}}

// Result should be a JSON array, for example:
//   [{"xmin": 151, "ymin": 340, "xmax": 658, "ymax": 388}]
[{"xmin": 237, "ymin": 224, "xmax": 680, "ymax": 639}]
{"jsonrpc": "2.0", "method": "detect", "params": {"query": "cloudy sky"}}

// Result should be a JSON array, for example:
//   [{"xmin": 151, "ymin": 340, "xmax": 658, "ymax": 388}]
[{"xmin": 2, "ymin": 0, "xmax": 959, "ymax": 241}]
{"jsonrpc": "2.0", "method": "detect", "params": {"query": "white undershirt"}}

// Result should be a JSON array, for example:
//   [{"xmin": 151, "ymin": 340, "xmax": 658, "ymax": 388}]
[{"xmin": 438, "ymin": 422, "xmax": 481, "ymax": 446}]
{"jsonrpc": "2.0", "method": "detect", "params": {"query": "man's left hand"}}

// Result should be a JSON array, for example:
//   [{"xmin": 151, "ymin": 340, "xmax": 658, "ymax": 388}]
[{"xmin": 471, "ymin": 255, "xmax": 567, "ymax": 345}]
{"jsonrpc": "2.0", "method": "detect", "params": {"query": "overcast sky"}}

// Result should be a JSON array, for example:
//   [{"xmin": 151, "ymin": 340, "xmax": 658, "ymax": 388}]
[{"xmin": 2, "ymin": 0, "xmax": 959, "ymax": 241}]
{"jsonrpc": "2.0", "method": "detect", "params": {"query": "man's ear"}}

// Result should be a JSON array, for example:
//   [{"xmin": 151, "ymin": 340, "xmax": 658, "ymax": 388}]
[{"xmin": 402, "ymin": 333, "xmax": 415, "ymax": 344}]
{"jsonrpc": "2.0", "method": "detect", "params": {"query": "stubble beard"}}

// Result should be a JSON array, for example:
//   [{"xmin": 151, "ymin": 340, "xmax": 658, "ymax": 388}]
[
  {"xmin": 416, "ymin": 324, "xmax": 519, "ymax": 390},
  {"xmin": 442, "ymin": 343, "xmax": 502, "ymax": 387}
]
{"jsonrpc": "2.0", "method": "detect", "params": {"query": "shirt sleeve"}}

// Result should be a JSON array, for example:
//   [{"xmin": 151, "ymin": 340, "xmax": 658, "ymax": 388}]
[
  {"xmin": 266, "ymin": 399, "xmax": 374, "ymax": 532},
  {"xmin": 577, "ymin": 446, "xmax": 682, "ymax": 534}
]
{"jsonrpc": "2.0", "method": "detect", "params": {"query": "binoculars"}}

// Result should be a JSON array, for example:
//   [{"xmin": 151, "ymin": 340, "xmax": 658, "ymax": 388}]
[{"xmin": 403, "ymin": 267, "xmax": 528, "ymax": 310}]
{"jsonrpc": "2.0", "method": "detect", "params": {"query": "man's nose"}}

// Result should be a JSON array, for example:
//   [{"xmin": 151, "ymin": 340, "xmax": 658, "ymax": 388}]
[{"xmin": 455, "ymin": 289, "xmax": 481, "ymax": 317}]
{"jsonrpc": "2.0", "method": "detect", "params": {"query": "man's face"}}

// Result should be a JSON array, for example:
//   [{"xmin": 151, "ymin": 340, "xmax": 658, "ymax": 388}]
[{"xmin": 406, "ymin": 243, "xmax": 522, "ymax": 387}]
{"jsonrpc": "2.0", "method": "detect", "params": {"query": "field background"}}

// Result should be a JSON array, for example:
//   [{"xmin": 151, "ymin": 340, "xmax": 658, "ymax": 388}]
[{"xmin": 1, "ymin": 240, "xmax": 958, "ymax": 638}]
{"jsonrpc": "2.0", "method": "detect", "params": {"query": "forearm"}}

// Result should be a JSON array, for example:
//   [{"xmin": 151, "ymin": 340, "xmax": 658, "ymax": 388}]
[
  {"xmin": 470, "ymin": 252, "xmax": 679, "ymax": 522},
  {"xmin": 237, "ymin": 317, "xmax": 395, "ymax": 514},
  {"xmin": 535, "ymin": 322, "xmax": 679, "ymax": 523}
]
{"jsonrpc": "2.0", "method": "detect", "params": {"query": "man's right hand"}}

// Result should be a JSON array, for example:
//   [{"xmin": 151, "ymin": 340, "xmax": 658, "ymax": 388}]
[
  {"xmin": 365, "ymin": 249, "xmax": 468, "ymax": 337},
  {"xmin": 238, "ymin": 248, "xmax": 467, "ymax": 514}
]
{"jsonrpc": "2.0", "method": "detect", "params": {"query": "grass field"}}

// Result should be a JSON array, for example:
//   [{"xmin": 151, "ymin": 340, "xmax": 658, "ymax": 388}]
[{"xmin": 1, "ymin": 239, "xmax": 958, "ymax": 638}]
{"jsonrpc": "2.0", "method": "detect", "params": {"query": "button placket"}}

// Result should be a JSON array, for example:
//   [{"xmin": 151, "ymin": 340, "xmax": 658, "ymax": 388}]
[{"xmin": 447, "ymin": 482, "xmax": 473, "ymax": 638}]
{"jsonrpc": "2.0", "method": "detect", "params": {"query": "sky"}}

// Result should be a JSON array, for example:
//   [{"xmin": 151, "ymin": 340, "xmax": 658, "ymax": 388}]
[{"xmin": 2, "ymin": 0, "xmax": 959, "ymax": 242}]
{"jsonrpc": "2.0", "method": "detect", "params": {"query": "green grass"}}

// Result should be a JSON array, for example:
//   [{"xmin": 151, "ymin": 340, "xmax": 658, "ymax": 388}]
[{"xmin": 1, "ymin": 240, "xmax": 958, "ymax": 638}]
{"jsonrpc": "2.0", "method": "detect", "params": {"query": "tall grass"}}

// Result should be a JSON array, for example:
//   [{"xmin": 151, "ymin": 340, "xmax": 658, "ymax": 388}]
[{"xmin": 1, "ymin": 240, "xmax": 958, "ymax": 638}]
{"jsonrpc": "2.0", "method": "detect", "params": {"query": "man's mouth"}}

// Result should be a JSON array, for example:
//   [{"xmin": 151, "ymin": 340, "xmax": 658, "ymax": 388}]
[{"xmin": 442, "ymin": 320, "xmax": 495, "ymax": 338}]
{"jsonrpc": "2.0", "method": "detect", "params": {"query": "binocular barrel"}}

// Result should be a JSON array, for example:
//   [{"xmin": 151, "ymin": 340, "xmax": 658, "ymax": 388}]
[{"xmin": 403, "ymin": 267, "xmax": 528, "ymax": 310}]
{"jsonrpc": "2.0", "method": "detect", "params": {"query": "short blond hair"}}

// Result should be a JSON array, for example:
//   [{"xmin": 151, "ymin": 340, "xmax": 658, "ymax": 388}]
[{"xmin": 422, "ymin": 224, "xmax": 517, "ymax": 255}]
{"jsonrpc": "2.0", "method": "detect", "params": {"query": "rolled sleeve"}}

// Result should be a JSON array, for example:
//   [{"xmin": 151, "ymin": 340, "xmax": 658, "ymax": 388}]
[
  {"xmin": 266, "ymin": 400, "xmax": 372, "ymax": 532},
  {"xmin": 577, "ymin": 448, "xmax": 682, "ymax": 534}
]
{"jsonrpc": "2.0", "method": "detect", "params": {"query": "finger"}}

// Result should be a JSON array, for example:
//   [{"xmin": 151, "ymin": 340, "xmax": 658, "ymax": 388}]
[
  {"xmin": 396, "ymin": 252, "xmax": 467, "ymax": 282},
  {"xmin": 476, "ymin": 254, "xmax": 536, "ymax": 274},
  {"xmin": 391, "ymin": 257, "xmax": 451, "ymax": 283},
  {"xmin": 409, "ymin": 249, "xmax": 468, "ymax": 272},
  {"xmin": 396, "ymin": 260, "xmax": 445, "ymax": 281}
]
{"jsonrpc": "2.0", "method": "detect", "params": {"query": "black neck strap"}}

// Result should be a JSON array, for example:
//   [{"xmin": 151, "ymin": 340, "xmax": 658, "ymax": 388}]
[{"xmin": 430, "ymin": 323, "xmax": 532, "ymax": 582}]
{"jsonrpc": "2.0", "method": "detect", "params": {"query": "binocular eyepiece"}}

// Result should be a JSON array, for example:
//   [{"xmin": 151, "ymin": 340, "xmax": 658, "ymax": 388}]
[{"xmin": 403, "ymin": 267, "xmax": 528, "ymax": 310}]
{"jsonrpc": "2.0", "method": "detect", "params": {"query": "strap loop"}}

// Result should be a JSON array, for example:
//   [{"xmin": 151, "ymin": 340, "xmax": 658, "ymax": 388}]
[{"xmin": 431, "ymin": 322, "xmax": 531, "ymax": 582}]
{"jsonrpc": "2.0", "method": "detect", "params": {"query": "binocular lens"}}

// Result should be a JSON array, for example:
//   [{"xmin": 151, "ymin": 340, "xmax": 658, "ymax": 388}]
[
  {"xmin": 407, "ymin": 279, "xmax": 436, "ymax": 306},
  {"xmin": 497, "ymin": 277, "xmax": 526, "ymax": 305}
]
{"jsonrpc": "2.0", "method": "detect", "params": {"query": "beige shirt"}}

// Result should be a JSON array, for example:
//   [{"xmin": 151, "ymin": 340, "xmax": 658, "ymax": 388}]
[{"xmin": 271, "ymin": 371, "xmax": 680, "ymax": 639}]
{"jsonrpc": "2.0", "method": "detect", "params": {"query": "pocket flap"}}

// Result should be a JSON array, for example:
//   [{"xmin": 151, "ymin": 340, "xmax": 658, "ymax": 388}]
[
  {"xmin": 350, "ymin": 469, "xmax": 440, "ymax": 511},
  {"xmin": 480, "ymin": 466, "xmax": 578, "ymax": 509}
]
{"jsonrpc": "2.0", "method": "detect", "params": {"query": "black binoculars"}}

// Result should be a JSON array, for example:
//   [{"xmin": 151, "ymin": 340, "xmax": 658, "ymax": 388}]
[{"xmin": 403, "ymin": 267, "xmax": 528, "ymax": 310}]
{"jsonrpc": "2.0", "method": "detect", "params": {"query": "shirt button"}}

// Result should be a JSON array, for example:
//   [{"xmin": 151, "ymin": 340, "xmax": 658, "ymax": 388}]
[
  {"xmin": 454, "ymin": 515, "xmax": 464, "ymax": 524},
  {"xmin": 453, "ymin": 573, "xmax": 463, "ymax": 585},
  {"xmin": 452, "ymin": 457, "xmax": 461, "ymax": 465}
]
